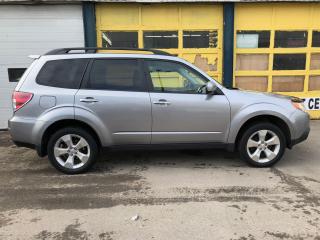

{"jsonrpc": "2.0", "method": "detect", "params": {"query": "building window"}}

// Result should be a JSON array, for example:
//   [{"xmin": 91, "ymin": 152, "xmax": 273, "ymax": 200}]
[
  {"xmin": 102, "ymin": 31, "xmax": 138, "ymax": 48},
  {"xmin": 273, "ymin": 54, "xmax": 306, "ymax": 70},
  {"xmin": 183, "ymin": 31, "xmax": 217, "ymax": 48},
  {"xmin": 312, "ymin": 31, "xmax": 320, "ymax": 47},
  {"xmin": 236, "ymin": 31, "xmax": 270, "ymax": 48},
  {"xmin": 8, "ymin": 68, "xmax": 26, "ymax": 82},
  {"xmin": 274, "ymin": 31, "xmax": 307, "ymax": 48},
  {"xmin": 143, "ymin": 31, "xmax": 178, "ymax": 49}
]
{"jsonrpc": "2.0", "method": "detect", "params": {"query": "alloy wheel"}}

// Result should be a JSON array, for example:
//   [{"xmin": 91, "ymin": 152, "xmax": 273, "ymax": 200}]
[
  {"xmin": 246, "ymin": 129, "xmax": 281, "ymax": 163},
  {"xmin": 54, "ymin": 134, "xmax": 90, "ymax": 169}
]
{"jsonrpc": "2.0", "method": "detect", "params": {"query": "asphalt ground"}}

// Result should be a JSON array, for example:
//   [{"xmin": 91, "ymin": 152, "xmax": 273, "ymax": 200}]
[{"xmin": 0, "ymin": 122, "xmax": 319, "ymax": 240}]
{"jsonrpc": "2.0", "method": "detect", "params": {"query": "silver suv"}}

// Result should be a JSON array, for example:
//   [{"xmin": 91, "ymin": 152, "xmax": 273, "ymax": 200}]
[{"xmin": 9, "ymin": 48, "xmax": 310, "ymax": 174}]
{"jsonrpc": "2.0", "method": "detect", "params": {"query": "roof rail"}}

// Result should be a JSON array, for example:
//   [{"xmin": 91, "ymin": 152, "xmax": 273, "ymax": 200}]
[{"xmin": 44, "ymin": 47, "xmax": 172, "ymax": 56}]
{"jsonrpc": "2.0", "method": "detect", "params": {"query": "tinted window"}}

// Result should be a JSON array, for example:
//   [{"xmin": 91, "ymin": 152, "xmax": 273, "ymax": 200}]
[
  {"xmin": 274, "ymin": 31, "xmax": 307, "ymax": 48},
  {"xmin": 102, "ymin": 31, "xmax": 138, "ymax": 48},
  {"xmin": 273, "ymin": 54, "xmax": 306, "ymax": 70},
  {"xmin": 8, "ymin": 68, "xmax": 26, "ymax": 82},
  {"xmin": 36, "ymin": 59, "xmax": 88, "ymax": 89},
  {"xmin": 183, "ymin": 31, "xmax": 218, "ymax": 48},
  {"xmin": 143, "ymin": 31, "xmax": 178, "ymax": 49},
  {"xmin": 312, "ymin": 31, "xmax": 320, "ymax": 47},
  {"xmin": 85, "ymin": 59, "xmax": 144, "ymax": 91},
  {"xmin": 236, "ymin": 31, "xmax": 270, "ymax": 48},
  {"xmin": 146, "ymin": 60, "xmax": 208, "ymax": 93}
]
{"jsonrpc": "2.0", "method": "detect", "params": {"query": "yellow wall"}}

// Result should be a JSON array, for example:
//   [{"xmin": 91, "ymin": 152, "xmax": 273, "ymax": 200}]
[
  {"xmin": 234, "ymin": 3, "xmax": 320, "ymax": 118},
  {"xmin": 95, "ymin": 3, "xmax": 223, "ymax": 82}
]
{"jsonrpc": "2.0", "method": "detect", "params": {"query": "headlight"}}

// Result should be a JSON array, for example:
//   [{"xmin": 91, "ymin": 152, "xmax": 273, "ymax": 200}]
[{"xmin": 291, "ymin": 101, "xmax": 306, "ymax": 112}]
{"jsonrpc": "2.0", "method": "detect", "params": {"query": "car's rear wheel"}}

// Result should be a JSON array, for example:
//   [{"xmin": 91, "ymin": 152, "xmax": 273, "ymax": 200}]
[
  {"xmin": 238, "ymin": 122, "xmax": 286, "ymax": 167},
  {"xmin": 47, "ymin": 127, "xmax": 98, "ymax": 174}
]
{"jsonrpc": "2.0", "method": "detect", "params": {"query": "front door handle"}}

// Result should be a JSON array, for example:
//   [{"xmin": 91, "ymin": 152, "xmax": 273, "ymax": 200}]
[
  {"xmin": 80, "ymin": 97, "xmax": 99, "ymax": 103},
  {"xmin": 153, "ymin": 99, "xmax": 171, "ymax": 106}
]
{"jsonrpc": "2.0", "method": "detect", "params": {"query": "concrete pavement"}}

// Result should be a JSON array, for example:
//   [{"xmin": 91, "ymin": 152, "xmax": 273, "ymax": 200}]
[{"xmin": 0, "ymin": 122, "xmax": 319, "ymax": 239}]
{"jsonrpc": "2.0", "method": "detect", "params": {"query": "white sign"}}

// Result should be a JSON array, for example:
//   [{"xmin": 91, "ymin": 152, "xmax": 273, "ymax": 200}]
[
  {"xmin": 302, "ymin": 97, "xmax": 320, "ymax": 110},
  {"xmin": 236, "ymin": 34, "xmax": 259, "ymax": 48}
]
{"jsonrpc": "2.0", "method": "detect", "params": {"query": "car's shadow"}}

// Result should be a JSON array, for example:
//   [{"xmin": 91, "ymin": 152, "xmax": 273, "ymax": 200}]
[{"xmin": 92, "ymin": 148, "xmax": 247, "ymax": 173}]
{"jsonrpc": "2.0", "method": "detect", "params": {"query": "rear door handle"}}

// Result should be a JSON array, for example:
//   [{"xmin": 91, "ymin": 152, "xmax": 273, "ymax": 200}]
[
  {"xmin": 153, "ymin": 99, "xmax": 171, "ymax": 106},
  {"xmin": 80, "ymin": 97, "xmax": 99, "ymax": 103}
]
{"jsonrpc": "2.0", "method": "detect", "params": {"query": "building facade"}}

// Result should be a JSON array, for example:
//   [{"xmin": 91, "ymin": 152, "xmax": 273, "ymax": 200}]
[{"xmin": 0, "ymin": 0, "xmax": 319, "ymax": 128}]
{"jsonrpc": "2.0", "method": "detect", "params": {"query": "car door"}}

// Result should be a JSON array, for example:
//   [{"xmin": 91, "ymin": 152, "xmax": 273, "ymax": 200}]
[
  {"xmin": 75, "ymin": 58, "xmax": 152, "ymax": 145},
  {"xmin": 144, "ymin": 59, "xmax": 230, "ymax": 144}
]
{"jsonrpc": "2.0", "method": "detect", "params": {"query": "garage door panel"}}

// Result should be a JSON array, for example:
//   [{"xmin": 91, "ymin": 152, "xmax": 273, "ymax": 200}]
[
  {"xmin": 235, "ymin": 4, "xmax": 273, "ymax": 30},
  {"xmin": 0, "ymin": 89, "xmax": 14, "ymax": 107},
  {"xmin": 0, "ymin": 109, "xmax": 12, "ymax": 129},
  {"xmin": 141, "ymin": 5, "xmax": 179, "ymax": 28},
  {"xmin": 0, "ymin": 19, "xmax": 84, "ymax": 29},
  {"xmin": 0, "ymin": 33, "xmax": 83, "ymax": 42},
  {"xmin": 274, "ymin": 4, "xmax": 310, "ymax": 29},
  {"xmin": 97, "ymin": 4, "xmax": 139, "ymax": 27},
  {"xmin": 0, "ymin": 5, "xmax": 83, "ymax": 19},
  {"xmin": 182, "ymin": 53, "xmax": 219, "ymax": 75},
  {"xmin": 181, "ymin": 4, "xmax": 222, "ymax": 29}
]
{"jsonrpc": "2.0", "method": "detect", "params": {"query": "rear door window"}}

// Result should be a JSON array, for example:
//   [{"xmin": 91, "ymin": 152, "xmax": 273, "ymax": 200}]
[
  {"xmin": 36, "ymin": 59, "xmax": 89, "ymax": 89},
  {"xmin": 84, "ymin": 59, "xmax": 145, "ymax": 91}
]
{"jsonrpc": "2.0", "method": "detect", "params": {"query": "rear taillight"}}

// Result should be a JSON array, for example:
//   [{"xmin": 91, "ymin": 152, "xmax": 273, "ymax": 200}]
[{"xmin": 12, "ymin": 91, "xmax": 33, "ymax": 112}]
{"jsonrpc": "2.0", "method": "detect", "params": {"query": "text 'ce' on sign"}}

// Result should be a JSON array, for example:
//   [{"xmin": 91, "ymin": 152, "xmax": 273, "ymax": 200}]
[{"xmin": 303, "ymin": 97, "xmax": 320, "ymax": 110}]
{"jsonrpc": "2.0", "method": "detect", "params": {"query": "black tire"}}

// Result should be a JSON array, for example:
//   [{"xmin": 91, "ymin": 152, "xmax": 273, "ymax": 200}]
[
  {"xmin": 238, "ymin": 122, "xmax": 286, "ymax": 167},
  {"xmin": 47, "ymin": 127, "xmax": 99, "ymax": 174}
]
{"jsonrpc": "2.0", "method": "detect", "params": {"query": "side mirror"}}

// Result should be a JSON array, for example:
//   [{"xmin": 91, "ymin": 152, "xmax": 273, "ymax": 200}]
[{"xmin": 206, "ymin": 82, "xmax": 217, "ymax": 94}]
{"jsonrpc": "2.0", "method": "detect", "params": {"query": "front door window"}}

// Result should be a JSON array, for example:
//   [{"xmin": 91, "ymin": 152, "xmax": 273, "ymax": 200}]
[{"xmin": 145, "ymin": 60, "xmax": 209, "ymax": 94}]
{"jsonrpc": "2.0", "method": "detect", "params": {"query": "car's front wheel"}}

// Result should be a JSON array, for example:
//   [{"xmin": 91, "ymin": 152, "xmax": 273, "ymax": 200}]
[
  {"xmin": 47, "ymin": 127, "xmax": 99, "ymax": 174},
  {"xmin": 238, "ymin": 122, "xmax": 286, "ymax": 167}
]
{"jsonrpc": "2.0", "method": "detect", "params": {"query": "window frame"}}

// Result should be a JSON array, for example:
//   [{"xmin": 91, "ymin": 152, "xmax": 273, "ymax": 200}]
[
  {"xmin": 80, "ymin": 58, "xmax": 149, "ymax": 92},
  {"xmin": 142, "ymin": 58, "xmax": 221, "ymax": 95}
]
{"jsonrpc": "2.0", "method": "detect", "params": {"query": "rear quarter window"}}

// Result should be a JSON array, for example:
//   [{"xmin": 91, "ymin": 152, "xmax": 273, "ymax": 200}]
[{"xmin": 36, "ymin": 59, "xmax": 89, "ymax": 89}]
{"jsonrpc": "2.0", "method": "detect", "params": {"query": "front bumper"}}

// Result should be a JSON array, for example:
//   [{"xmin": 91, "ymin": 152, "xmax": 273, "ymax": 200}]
[
  {"xmin": 288, "ymin": 110, "xmax": 310, "ymax": 148},
  {"xmin": 289, "ymin": 126, "xmax": 310, "ymax": 148}
]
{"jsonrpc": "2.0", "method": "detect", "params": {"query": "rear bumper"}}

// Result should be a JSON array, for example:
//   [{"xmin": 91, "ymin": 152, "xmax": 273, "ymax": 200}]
[
  {"xmin": 8, "ymin": 116, "xmax": 46, "ymax": 157},
  {"xmin": 8, "ymin": 116, "xmax": 36, "ymax": 144}
]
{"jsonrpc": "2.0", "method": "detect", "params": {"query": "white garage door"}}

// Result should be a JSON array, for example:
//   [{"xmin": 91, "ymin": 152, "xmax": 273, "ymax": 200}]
[{"xmin": 0, "ymin": 4, "xmax": 84, "ymax": 129}]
